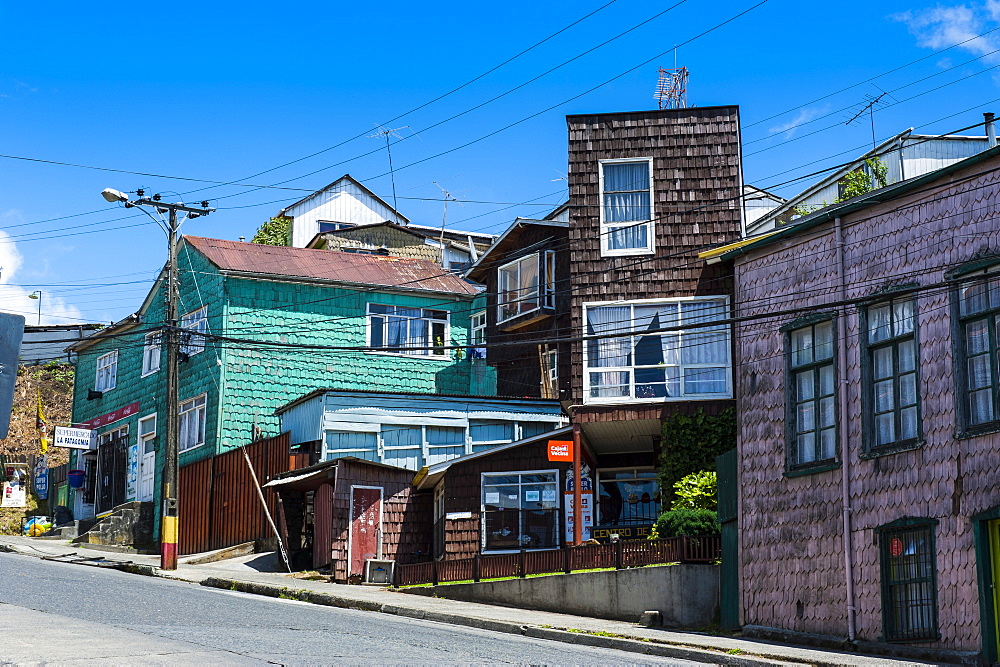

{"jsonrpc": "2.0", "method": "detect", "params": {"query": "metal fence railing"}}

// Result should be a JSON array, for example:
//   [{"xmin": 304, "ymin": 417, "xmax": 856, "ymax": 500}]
[{"xmin": 394, "ymin": 535, "xmax": 720, "ymax": 587}]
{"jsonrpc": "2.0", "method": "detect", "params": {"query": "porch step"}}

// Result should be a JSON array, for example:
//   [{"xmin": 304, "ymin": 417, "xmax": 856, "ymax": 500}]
[{"xmin": 72, "ymin": 502, "xmax": 154, "ymax": 549}]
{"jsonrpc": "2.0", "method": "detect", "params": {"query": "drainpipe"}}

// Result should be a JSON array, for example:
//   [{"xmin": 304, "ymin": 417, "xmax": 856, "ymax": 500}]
[
  {"xmin": 834, "ymin": 215, "xmax": 857, "ymax": 642},
  {"xmin": 985, "ymin": 112, "xmax": 997, "ymax": 147}
]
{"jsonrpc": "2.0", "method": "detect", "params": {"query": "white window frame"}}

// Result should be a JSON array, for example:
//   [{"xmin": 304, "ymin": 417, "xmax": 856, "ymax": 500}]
[
  {"xmin": 178, "ymin": 393, "xmax": 207, "ymax": 453},
  {"xmin": 180, "ymin": 306, "xmax": 207, "ymax": 356},
  {"xmin": 470, "ymin": 310, "xmax": 487, "ymax": 359},
  {"xmin": 366, "ymin": 304, "xmax": 450, "ymax": 357},
  {"xmin": 141, "ymin": 332, "xmax": 161, "ymax": 377},
  {"xmin": 582, "ymin": 296, "xmax": 732, "ymax": 405},
  {"xmin": 481, "ymin": 469, "xmax": 560, "ymax": 554},
  {"xmin": 138, "ymin": 413, "xmax": 157, "ymax": 445},
  {"xmin": 599, "ymin": 157, "xmax": 655, "ymax": 257},
  {"xmin": 95, "ymin": 351, "xmax": 118, "ymax": 392},
  {"xmin": 497, "ymin": 251, "xmax": 556, "ymax": 324}
]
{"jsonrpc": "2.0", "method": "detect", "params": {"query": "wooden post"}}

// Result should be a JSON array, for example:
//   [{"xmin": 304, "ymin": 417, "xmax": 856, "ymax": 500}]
[
  {"xmin": 563, "ymin": 546, "xmax": 571, "ymax": 574},
  {"xmin": 432, "ymin": 559, "xmax": 439, "ymax": 586},
  {"xmin": 518, "ymin": 549, "xmax": 526, "ymax": 578},
  {"xmin": 614, "ymin": 539, "xmax": 623, "ymax": 570},
  {"xmin": 473, "ymin": 554, "xmax": 481, "ymax": 582},
  {"xmin": 572, "ymin": 423, "xmax": 582, "ymax": 546}
]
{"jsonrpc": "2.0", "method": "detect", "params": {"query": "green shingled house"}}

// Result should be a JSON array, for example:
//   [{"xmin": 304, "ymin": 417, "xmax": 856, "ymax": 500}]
[{"xmin": 65, "ymin": 236, "xmax": 493, "ymax": 526}]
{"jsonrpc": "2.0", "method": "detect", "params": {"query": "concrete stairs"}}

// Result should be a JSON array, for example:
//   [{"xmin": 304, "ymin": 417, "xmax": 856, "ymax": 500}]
[{"xmin": 72, "ymin": 501, "xmax": 154, "ymax": 550}]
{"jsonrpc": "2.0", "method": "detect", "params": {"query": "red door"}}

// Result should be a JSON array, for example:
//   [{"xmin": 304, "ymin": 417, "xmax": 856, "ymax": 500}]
[{"xmin": 350, "ymin": 486, "xmax": 382, "ymax": 577}]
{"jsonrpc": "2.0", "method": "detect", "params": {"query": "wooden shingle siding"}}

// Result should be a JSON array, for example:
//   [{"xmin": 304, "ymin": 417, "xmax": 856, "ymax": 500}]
[
  {"xmin": 566, "ymin": 107, "xmax": 741, "ymax": 419},
  {"xmin": 439, "ymin": 440, "xmax": 572, "ymax": 559},
  {"xmin": 735, "ymin": 154, "xmax": 1000, "ymax": 650},
  {"xmin": 325, "ymin": 460, "xmax": 431, "ymax": 582}
]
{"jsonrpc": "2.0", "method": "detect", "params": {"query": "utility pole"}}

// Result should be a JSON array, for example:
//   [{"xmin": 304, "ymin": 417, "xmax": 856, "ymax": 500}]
[{"xmin": 100, "ymin": 189, "xmax": 213, "ymax": 570}]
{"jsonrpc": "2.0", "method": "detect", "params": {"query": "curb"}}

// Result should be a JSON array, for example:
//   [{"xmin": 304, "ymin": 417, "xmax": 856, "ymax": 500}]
[{"xmin": 199, "ymin": 577, "xmax": 799, "ymax": 666}]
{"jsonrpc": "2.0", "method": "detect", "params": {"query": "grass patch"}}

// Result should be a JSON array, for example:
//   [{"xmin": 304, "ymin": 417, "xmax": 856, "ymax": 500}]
[{"xmin": 727, "ymin": 648, "xmax": 742, "ymax": 655}]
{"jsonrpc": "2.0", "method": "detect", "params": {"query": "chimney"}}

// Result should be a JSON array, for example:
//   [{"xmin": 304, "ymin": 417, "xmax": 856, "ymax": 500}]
[{"xmin": 985, "ymin": 112, "xmax": 997, "ymax": 147}]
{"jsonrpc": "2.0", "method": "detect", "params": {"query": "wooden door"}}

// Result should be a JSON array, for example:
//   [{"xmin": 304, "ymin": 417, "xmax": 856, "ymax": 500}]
[
  {"xmin": 138, "ymin": 442, "xmax": 155, "ymax": 503},
  {"xmin": 349, "ymin": 486, "xmax": 382, "ymax": 577},
  {"xmin": 716, "ymin": 448, "xmax": 739, "ymax": 631}
]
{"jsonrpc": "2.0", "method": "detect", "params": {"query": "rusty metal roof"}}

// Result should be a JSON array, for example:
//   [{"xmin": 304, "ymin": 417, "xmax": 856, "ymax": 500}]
[{"xmin": 184, "ymin": 236, "xmax": 480, "ymax": 296}]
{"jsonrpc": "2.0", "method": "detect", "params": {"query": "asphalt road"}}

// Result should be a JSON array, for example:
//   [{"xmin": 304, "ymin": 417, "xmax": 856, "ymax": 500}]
[{"xmin": 0, "ymin": 552, "xmax": 710, "ymax": 665}]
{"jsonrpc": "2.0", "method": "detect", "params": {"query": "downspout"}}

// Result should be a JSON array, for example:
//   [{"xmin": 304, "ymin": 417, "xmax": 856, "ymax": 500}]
[{"xmin": 834, "ymin": 215, "xmax": 857, "ymax": 642}]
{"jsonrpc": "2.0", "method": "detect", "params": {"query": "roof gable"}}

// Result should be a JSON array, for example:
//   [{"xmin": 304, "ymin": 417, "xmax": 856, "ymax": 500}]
[{"xmin": 279, "ymin": 174, "xmax": 409, "ymax": 223}]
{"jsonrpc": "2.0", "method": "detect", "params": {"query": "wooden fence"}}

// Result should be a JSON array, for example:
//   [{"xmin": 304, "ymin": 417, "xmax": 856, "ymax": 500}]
[
  {"xmin": 394, "ymin": 535, "xmax": 720, "ymax": 586},
  {"xmin": 178, "ymin": 433, "xmax": 306, "ymax": 555}
]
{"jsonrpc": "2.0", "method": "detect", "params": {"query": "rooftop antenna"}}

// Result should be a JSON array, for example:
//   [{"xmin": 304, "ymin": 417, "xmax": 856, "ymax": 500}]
[
  {"xmin": 845, "ymin": 92, "xmax": 888, "ymax": 151},
  {"xmin": 655, "ymin": 65, "xmax": 688, "ymax": 110},
  {"xmin": 369, "ymin": 125, "xmax": 408, "ymax": 216},
  {"xmin": 433, "ymin": 182, "xmax": 466, "ymax": 267}
]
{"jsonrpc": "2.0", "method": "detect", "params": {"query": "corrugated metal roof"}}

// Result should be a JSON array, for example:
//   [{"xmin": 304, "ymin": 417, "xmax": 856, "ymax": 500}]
[{"xmin": 185, "ymin": 236, "xmax": 480, "ymax": 296}]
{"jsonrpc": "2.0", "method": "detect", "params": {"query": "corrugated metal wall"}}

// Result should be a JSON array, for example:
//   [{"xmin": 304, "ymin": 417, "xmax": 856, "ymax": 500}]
[{"xmin": 178, "ymin": 432, "xmax": 295, "ymax": 555}]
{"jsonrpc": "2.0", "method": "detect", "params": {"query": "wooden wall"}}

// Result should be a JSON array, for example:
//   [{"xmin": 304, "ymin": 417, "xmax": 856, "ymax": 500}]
[
  {"xmin": 734, "ymin": 153, "xmax": 1000, "ymax": 650},
  {"xmin": 565, "ymin": 107, "xmax": 741, "ymax": 416},
  {"xmin": 324, "ymin": 460, "xmax": 431, "ymax": 582},
  {"xmin": 468, "ymin": 223, "xmax": 572, "ymax": 399},
  {"xmin": 440, "ymin": 440, "xmax": 573, "ymax": 560}
]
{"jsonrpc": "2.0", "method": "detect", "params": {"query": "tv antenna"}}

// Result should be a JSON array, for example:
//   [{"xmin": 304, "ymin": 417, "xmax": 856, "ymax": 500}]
[
  {"xmin": 433, "ymin": 181, "xmax": 468, "ymax": 266},
  {"xmin": 369, "ymin": 125, "xmax": 408, "ymax": 213},
  {"xmin": 655, "ymin": 65, "xmax": 688, "ymax": 110},
  {"xmin": 845, "ymin": 92, "xmax": 889, "ymax": 150}
]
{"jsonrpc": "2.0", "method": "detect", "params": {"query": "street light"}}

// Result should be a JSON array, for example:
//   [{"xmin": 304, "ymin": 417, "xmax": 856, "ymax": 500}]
[
  {"xmin": 100, "ymin": 188, "xmax": 214, "ymax": 570},
  {"xmin": 28, "ymin": 291, "xmax": 41, "ymax": 325}
]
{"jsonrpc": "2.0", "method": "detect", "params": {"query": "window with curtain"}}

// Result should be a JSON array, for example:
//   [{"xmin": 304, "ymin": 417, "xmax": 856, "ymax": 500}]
[
  {"xmin": 787, "ymin": 319, "xmax": 837, "ymax": 468},
  {"xmin": 584, "ymin": 298, "xmax": 730, "ymax": 402},
  {"xmin": 368, "ymin": 304, "xmax": 449, "ymax": 356},
  {"xmin": 178, "ymin": 394, "xmax": 207, "ymax": 452},
  {"xmin": 497, "ymin": 251, "xmax": 555, "ymax": 323},
  {"xmin": 877, "ymin": 520, "xmax": 938, "ymax": 641},
  {"xmin": 600, "ymin": 159, "xmax": 653, "ymax": 255},
  {"xmin": 864, "ymin": 296, "xmax": 920, "ymax": 451},
  {"xmin": 956, "ymin": 268, "xmax": 1000, "ymax": 432}
]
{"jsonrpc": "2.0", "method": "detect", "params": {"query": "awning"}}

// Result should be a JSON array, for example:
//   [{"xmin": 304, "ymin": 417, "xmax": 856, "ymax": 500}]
[
  {"xmin": 262, "ymin": 467, "xmax": 331, "ymax": 491},
  {"xmin": 698, "ymin": 230, "xmax": 781, "ymax": 262}
]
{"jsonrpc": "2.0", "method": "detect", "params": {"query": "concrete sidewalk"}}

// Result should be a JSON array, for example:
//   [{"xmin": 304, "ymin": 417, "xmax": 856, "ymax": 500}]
[{"xmin": 0, "ymin": 535, "xmax": 947, "ymax": 666}]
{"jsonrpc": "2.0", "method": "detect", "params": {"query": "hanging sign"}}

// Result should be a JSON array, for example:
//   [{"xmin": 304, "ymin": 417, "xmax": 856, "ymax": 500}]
[
  {"xmin": 547, "ymin": 440, "xmax": 573, "ymax": 462},
  {"xmin": 54, "ymin": 426, "xmax": 97, "ymax": 450},
  {"xmin": 80, "ymin": 401, "xmax": 140, "ymax": 429},
  {"xmin": 33, "ymin": 456, "xmax": 48, "ymax": 500}
]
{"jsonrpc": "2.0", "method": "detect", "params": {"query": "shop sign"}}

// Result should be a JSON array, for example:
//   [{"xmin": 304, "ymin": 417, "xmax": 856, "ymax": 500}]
[
  {"xmin": 54, "ymin": 426, "xmax": 97, "ymax": 450},
  {"xmin": 80, "ymin": 401, "xmax": 140, "ymax": 429},
  {"xmin": 1, "ymin": 465, "xmax": 27, "ymax": 508},
  {"xmin": 563, "ymin": 462, "xmax": 594, "ymax": 543},
  {"xmin": 591, "ymin": 524, "xmax": 654, "ymax": 542},
  {"xmin": 125, "ymin": 443, "xmax": 138, "ymax": 501},
  {"xmin": 33, "ymin": 456, "xmax": 48, "ymax": 500},
  {"xmin": 547, "ymin": 440, "xmax": 573, "ymax": 462}
]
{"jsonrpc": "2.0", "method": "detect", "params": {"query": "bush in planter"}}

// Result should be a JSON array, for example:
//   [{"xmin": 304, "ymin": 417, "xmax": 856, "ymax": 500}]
[{"xmin": 649, "ymin": 508, "xmax": 720, "ymax": 540}]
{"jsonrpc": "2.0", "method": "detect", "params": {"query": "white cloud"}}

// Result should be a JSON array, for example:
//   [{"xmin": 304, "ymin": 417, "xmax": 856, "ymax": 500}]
[
  {"xmin": 0, "ymin": 229, "xmax": 83, "ymax": 326},
  {"xmin": 893, "ymin": 3, "xmax": 1000, "ymax": 63},
  {"xmin": 768, "ymin": 107, "xmax": 827, "ymax": 139}
]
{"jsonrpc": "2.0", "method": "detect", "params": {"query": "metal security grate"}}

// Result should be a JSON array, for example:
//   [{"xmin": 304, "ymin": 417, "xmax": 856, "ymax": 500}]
[{"xmin": 879, "ymin": 522, "xmax": 938, "ymax": 642}]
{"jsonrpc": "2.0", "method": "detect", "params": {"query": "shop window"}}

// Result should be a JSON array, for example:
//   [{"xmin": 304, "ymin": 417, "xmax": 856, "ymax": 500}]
[
  {"xmin": 482, "ymin": 471, "xmax": 559, "ymax": 552},
  {"xmin": 597, "ymin": 469, "xmax": 661, "ymax": 527},
  {"xmin": 877, "ymin": 518, "xmax": 939, "ymax": 642}
]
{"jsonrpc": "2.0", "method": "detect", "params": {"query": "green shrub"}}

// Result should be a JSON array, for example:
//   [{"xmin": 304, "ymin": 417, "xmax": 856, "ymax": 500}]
[
  {"xmin": 672, "ymin": 471, "xmax": 717, "ymax": 511},
  {"xmin": 649, "ymin": 508, "xmax": 720, "ymax": 539}
]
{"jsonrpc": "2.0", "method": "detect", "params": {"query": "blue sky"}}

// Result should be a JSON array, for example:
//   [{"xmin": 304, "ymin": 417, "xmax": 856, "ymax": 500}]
[{"xmin": 2, "ymin": 0, "xmax": 1000, "ymax": 326}]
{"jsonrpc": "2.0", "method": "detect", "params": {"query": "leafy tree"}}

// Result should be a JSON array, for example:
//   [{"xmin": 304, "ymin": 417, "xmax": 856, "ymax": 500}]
[
  {"xmin": 658, "ymin": 408, "xmax": 736, "ymax": 495},
  {"xmin": 250, "ymin": 216, "xmax": 292, "ymax": 246},
  {"xmin": 671, "ymin": 470, "xmax": 717, "ymax": 511},
  {"xmin": 836, "ymin": 157, "xmax": 888, "ymax": 203}
]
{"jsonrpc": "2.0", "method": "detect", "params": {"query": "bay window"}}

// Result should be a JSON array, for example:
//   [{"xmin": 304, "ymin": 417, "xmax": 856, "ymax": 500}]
[
  {"xmin": 368, "ymin": 304, "xmax": 449, "ymax": 356},
  {"xmin": 600, "ymin": 158, "xmax": 653, "ymax": 256},
  {"xmin": 482, "ymin": 471, "xmax": 559, "ymax": 552},
  {"xmin": 584, "ymin": 298, "xmax": 731, "ymax": 403},
  {"xmin": 498, "ymin": 251, "xmax": 555, "ymax": 323}
]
